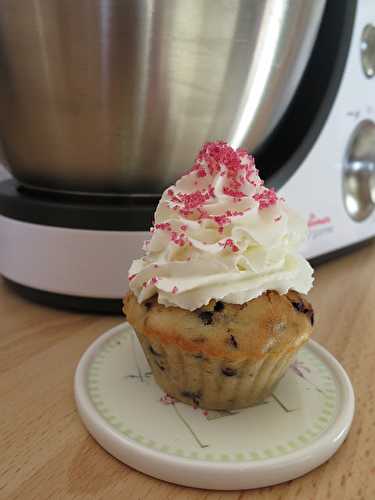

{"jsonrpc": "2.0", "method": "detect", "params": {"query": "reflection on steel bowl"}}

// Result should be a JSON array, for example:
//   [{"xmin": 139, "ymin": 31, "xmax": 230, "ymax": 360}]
[{"xmin": 0, "ymin": 0, "xmax": 325, "ymax": 194}]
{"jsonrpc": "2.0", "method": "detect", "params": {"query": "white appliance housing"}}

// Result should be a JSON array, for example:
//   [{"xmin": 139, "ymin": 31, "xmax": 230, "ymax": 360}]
[{"xmin": 280, "ymin": 0, "xmax": 375, "ymax": 260}]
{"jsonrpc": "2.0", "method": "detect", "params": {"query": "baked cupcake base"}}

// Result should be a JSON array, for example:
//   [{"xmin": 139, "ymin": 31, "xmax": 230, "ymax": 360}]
[{"xmin": 124, "ymin": 290, "xmax": 313, "ymax": 410}]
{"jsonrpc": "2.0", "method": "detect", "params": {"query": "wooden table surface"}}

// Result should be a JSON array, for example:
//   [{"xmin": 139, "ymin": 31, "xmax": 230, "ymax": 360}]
[{"xmin": 1, "ymin": 242, "xmax": 375, "ymax": 500}]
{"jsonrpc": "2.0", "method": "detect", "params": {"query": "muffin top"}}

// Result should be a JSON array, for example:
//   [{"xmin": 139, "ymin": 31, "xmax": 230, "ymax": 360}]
[
  {"xmin": 124, "ymin": 290, "xmax": 313, "ymax": 361},
  {"xmin": 128, "ymin": 142, "xmax": 313, "ymax": 311}
]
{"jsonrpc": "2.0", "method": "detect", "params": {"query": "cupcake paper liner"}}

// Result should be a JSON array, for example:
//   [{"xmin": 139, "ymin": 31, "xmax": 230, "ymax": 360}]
[{"xmin": 135, "ymin": 329, "xmax": 300, "ymax": 410}]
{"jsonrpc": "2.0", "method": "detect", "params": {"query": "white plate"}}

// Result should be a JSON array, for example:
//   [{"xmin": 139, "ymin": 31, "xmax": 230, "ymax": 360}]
[{"xmin": 74, "ymin": 322, "xmax": 354, "ymax": 490}]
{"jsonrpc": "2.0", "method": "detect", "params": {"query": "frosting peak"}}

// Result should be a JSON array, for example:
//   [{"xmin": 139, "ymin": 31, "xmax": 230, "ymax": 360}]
[{"xmin": 128, "ymin": 141, "xmax": 313, "ymax": 310}]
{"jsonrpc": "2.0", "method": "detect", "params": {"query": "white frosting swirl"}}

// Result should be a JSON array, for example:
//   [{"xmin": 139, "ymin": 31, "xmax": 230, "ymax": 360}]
[{"xmin": 128, "ymin": 142, "xmax": 313, "ymax": 310}]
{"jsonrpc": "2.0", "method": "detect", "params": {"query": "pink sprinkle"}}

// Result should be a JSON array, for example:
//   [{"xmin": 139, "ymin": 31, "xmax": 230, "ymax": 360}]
[
  {"xmin": 167, "ymin": 189, "xmax": 174, "ymax": 197},
  {"xmin": 203, "ymin": 410, "xmax": 208, "ymax": 416},
  {"xmin": 180, "ymin": 224, "xmax": 188, "ymax": 231},
  {"xmin": 173, "ymin": 187, "xmax": 215, "ymax": 213},
  {"xmin": 128, "ymin": 274, "xmax": 137, "ymax": 282},
  {"xmin": 155, "ymin": 222, "xmax": 171, "ymax": 231},
  {"xmin": 170, "ymin": 231, "xmax": 187, "ymax": 247},
  {"xmin": 160, "ymin": 394, "xmax": 176, "ymax": 405},
  {"xmin": 253, "ymin": 187, "xmax": 278, "ymax": 209},
  {"xmin": 187, "ymin": 143, "xmax": 260, "ymax": 201},
  {"xmin": 214, "ymin": 214, "xmax": 231, "ymax": 227},
  {"xmin": 172, "ymin": 286, "xmax": 178, "ymax": 294},
  {"xmin": 151, "ymin": 276, "xmax": 159, "ymax": 284},
  {"xmin": 223, "ymin": 186, "xmax": 246, "ymax": 198},
  {"xmin": 220, "ymin": 238, "xmax": 239, "ymax": 252},
  {"xmin": 274, "ymin": 215, "xmax": 282, "ymax": 222}
]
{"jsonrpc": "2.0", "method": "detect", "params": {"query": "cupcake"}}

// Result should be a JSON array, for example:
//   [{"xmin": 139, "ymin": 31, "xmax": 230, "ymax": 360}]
[{"xmin": 123, "ymin": 141, "xmax": 314, "ymax": 410}]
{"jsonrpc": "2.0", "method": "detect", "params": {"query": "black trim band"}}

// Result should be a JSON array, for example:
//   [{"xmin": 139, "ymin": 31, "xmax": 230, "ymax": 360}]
[
  {"xmin": 3, "ymin": 277, "xmax": 123, "ymax": 315},
  {"xmin": 309, "ymin": 236, "xmax": 374, "ymax": 267},
  {"xmin": 258, "ymin": 0, "xmax": 357, "ymax": 188},
  {"xmin": 0, "ymin": 179, "xmax": 157, "ymax": 230}
]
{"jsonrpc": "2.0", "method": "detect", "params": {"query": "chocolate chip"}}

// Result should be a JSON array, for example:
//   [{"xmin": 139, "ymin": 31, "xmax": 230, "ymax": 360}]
[
  {"xmin": 154, "ymin": 359, "xmax": 165, "ymax": 371},
  {"xmin": 310, "ymin": 310, "xmax": 314, "ymax": 326},
  {"xmin": 221, "ymin": 367, "xmax": 237, "ymax": 377},
  {"xmin": 214, "ymin": 301, "xmax": 224, "ymax": 312},
  {"xmin": 291, "ymin": 301, "xmax": 305, "ymax": 313},
  {"xmin": 291, "ymin": 297, "xmax": 314, "ymax": 326},
  {"xmin": 198, "ymin": 311, "xmax": 213, "ymax": 325},
  {"xmin": 310, "ymin": 313, "xmax": 314, "ymax": 326},
  {"xmin": 228, "ymin": 335, "xmax": 238, "ymax": 348},
  {"xmin": 149, "ymin": 345, "xmax": 161, "ymax": 356},
  {"xmin": 181, "ymin": 390, "xmax": 200, "ymax": 399},
  {"xmin": 192, "ymin": 352, "xmax": 205, "ymax": 360},
  {"xmin": 181, "ymin": 390, "xmax": 202, "ymax": 405},
  {"xmin": 304, "ymin": 308, "xmax": 314, "ymax": 326},
  {"xmin": 192, "ymin": 336, "xmax": 206, "ymax": 343}
]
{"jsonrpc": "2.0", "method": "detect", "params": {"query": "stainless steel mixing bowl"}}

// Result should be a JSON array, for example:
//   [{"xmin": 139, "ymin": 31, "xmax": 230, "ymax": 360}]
[{"xmin": 0, "ymin": 0, "xmax": 325, "ymax": 194}]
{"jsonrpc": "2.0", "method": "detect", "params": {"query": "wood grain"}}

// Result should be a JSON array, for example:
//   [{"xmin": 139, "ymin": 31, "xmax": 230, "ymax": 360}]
[{"xmin": 1, "ymin": 241, "xmax": 375, "ymax": 500}]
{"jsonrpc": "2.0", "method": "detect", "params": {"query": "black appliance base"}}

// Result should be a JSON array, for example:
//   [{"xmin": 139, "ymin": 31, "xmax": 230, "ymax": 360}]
[{"xmin": 3, "ymin": 278, "xmax": 123, "ymax": 315}]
